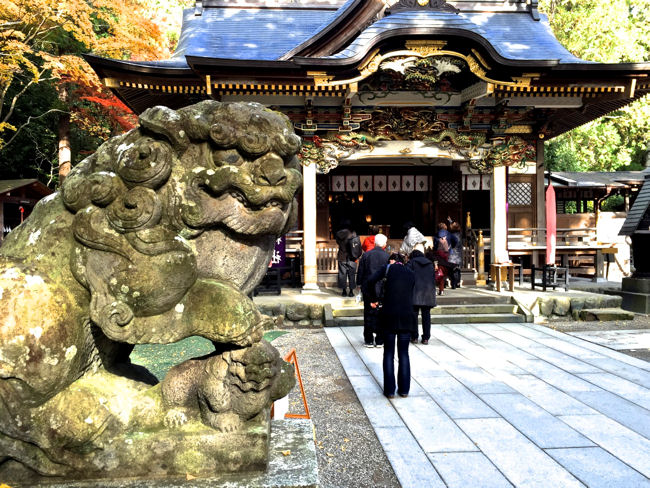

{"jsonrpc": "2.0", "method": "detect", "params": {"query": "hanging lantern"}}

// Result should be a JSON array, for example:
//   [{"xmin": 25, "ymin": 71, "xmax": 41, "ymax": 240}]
[
  {"xmin": 365, "ymin": 214, "xmax": 372, "ymax": 223},
  {"xmin": 358, "ymin": 193, "xmax": 364, "ymax": 202}
]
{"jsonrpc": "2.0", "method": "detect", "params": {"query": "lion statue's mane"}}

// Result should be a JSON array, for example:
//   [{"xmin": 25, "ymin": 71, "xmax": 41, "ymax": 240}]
[{"xmin": 0, "ymin": 100, "xmax": 301, "ymax": 479}]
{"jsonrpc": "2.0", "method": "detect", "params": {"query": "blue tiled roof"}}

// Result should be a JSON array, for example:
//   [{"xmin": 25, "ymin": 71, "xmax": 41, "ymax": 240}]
[
  {"xmin": 163, "ymin": 5, "xmax": 589, "ymax": 66},
  {"xmin": 463, "ymin": 12, "xmax": 586, "ymax": 63},
  {"xmin": 327, "ymin": 11, "xmax": 587, "ymax": 64},
  {"xmin": 172, "ymin": 7, "xmax": 339, "ymax": 62}
]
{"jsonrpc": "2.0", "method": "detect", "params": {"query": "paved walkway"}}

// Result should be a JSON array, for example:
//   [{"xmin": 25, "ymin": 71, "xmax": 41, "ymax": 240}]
[{"xmin": 325, "ymin": 323, "xmax": 650, "ymax": 488}]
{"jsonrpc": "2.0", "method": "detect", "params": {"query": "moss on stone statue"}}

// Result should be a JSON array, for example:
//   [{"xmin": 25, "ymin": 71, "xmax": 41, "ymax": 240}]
[{"xmin": 0, "ymin": 101, "xmax": 301, "ymax": 482}]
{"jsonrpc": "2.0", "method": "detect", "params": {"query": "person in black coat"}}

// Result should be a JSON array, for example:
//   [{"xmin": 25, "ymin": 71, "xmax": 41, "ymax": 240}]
[
  {"xmin": 407, "ymin": 248, "xmax": 436, "ymax": 344},
  {"xmin": 335, "ymin": 220, "xmax": 357, "ymax": 297},
  {"xmin": 365, "ymin": 253, "xmax": 416, "ymax": 398},
  {"xmin": 356, "ymin": 233, "xmax": 390, "ymax": 347}
]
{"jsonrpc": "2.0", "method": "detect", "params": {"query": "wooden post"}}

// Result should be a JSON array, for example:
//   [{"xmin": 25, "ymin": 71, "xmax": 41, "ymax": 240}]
[
  {"xmin": 490, "ymin": 165, "xmax": 509, "ymax": 264},
  {"xmin": 302, "ymin": 162, "xmax": 319, "ymax": 291},
  {"xmin": 477, "ymin": 230, "xmax": 486, "ymax": 285}
]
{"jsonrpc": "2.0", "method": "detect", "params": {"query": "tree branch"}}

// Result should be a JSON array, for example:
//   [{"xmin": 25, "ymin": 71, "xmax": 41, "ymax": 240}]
[
  {"xmin": 1, "ymin": 69, "xmax": 55, "ymax": 124},
  {"xmin": 1, "ymin": 109, "xmax": 68, "ymax": 149}
]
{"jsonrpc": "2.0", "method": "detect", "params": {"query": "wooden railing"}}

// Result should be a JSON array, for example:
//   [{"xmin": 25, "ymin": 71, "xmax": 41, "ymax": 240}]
[
  {"xmin": 464, "ymin": 227, "xmax": 614, "ymax": 279},
  {"xmin": 317, "ymin": 247, "xmax": 338, "ymax": 274},
  {"xmin": 507, "ymin": 227, "xmax": 598, "ymax": 249},
  {"xmin": 467, "ymin": 227, "xmax": 600, "ymax": 250},
  {"xmin": 285, "ymin": 230, "xmax": 303, "ymax": 253}
]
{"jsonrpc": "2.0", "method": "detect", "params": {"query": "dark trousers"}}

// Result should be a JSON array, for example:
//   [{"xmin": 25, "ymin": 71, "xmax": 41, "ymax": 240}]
[
  {"xmin": 383, "ymin": 332, "xmax": 411, "ymax": 397},
  {"xmin": 363, "ymin": 297, "xmax": 383, "ymax": 345},
  {"xmin": 412, "ymin": 306, "xmax": 431, "ymax": 341},
  {"xmin": 450, "ymin": 266, "xmax": 461, "ymax": 288},
  {"xmin": 337, "ymin": 260, "xmax": 357, "ymax": 290}
]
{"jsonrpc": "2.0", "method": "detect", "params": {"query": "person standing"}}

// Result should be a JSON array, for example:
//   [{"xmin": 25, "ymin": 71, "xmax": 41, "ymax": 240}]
[
  {"xmin": 362, "ymin": 225, "xmax": 380, "ymax": 253},
  {"xmin": 335, "ymin": 220, "xmax": 357, "ymax": 297},
  {"xmin": 357, "ymin": 233, "xmax": 390, "ymax": 347},
  {"xmin": 407, "ymin": 248, "xmax": 436, "ymax": 344},
  {"xmin": 448, "ymin": 221, "xmax": 463, "ymax": 289},
  {"xmin": 433, "ymin": 222, "xmax": 457, "ymax": 295},
  {"xmin": 400, "ymin": 223, "xmax": 427, "ymax": 256},
  {"xmin": 366, "ymin": 253, "xmax": 416, "ymax": 399}
]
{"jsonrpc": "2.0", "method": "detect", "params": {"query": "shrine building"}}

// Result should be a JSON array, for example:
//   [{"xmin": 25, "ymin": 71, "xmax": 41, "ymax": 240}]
[{"xmin": 85, "ymin": 0, "xmax": 650, "ymax": 289}]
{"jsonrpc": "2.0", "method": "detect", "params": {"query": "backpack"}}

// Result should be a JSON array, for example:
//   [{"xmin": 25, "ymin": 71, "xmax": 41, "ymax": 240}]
[
  {"xmin": 347, "ymin": 234, "xmax": 363, "ymax": 260},
  {"xmin": 438, "ymin": 236, "xmax": 450, "ymax": 252}
]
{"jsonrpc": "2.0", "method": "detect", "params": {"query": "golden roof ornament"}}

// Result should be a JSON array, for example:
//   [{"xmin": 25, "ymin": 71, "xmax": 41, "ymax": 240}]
[{"xmin": 387, "ymin": 0, "xmax": 460, "ymax": 15}]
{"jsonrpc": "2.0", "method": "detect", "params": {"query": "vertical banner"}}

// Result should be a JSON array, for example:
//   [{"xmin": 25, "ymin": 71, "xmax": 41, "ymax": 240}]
[
  {"xmin": 388, "ymin": 175, "xmax": 401, "ymax": 191},
  {"xmin": 545, "ymin": 184, "xmax": 557, "ymax": 265},
  {"xmin": 401, "ymin": 175, "xmax": 414, "ymax": 191},
  {"xmin": 270, "ymin": 236, "xmax": 286, "ymax": 268},
  {"xmin": 331, "ymin": 175, "xmax": 345, "ymax": 192},
  {"xmin": 345, "ymin": 175, "xmax": 359, "ymax": 192},
  {"xmin": 373, "ymin": 175, "xmax": 387, "ymax": 191},
  {"xmin": 360, "ymin": 175, "xmax": 373, "ymax": 192},
  {"xmin": 415, "ymin": 175, "xmax": 428, "ymax": 191}
]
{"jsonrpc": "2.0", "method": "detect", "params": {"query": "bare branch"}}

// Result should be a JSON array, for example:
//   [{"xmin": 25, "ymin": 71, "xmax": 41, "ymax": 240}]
[
  {"xmin": 0, "ymin": 21, "xmax": 22, "ymax": 29},
  {"xmin": 2, "ymin": 108, "xmax": 68, "ymax": 149},
  {"xmin": 1, "ymin": 69, "xmax": 55, "ymax": 124}
]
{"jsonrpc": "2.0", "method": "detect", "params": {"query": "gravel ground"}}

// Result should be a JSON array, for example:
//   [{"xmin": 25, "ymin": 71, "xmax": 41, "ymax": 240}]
[{"xmin": 271, "ymin": 329, "xmax": 400, "ymax": 488}]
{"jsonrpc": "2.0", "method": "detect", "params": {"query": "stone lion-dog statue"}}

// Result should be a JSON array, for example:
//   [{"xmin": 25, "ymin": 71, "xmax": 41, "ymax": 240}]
[{"xmin": 0, "ymin": 101, "xmax": 301, "ymax": 481}]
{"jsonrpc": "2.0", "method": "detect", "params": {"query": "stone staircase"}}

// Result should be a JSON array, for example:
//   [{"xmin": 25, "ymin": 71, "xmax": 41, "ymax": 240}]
[{"xmin": 331, "ymin": 295, "xmax": 525, "ymax": 326}]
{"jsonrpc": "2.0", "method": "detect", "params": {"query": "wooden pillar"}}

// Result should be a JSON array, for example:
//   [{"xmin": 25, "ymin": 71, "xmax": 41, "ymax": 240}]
[
  {"xmin": 535, "ymin": 140, "xmax": 545, "ymax": 268},
  {"xmin": 490, "ymin": 165, "xmax": 509, "ymax": 263},
  {"xmin": 0, "ymin": 200, "xmax": 4, "ymax": 242},
  {"xmin": 302, "ymin": 162, "xmax": 319, "ymax": 291},
  {"xmin": 536, "ymin": 140, "xmax": 546, "ymax": 230}
]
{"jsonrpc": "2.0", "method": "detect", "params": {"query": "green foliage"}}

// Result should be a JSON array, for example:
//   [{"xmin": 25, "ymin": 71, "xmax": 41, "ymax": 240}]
[
  {"xmin": 0, "ymin": 78, "xmax": 60, "ymax": 183},
  {"xmin": 540, "ymin": 0, "xmax": 650, "ymax": 172},
  {"xmin": 601, "ymin": 194, "xmax": 625, "ymax": 211}
]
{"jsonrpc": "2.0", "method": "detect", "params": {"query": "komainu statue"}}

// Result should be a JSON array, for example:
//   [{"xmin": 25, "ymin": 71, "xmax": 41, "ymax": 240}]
[{"xmin": 0, "ymin": 101, "xmax": 301, "ymax": 482}]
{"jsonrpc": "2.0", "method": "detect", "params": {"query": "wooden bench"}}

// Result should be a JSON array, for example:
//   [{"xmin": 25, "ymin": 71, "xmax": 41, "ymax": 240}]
[
  {"xmin": 490, "ymin": 263, "xmax": 521, "ymax": 292},
  {"xmin": 531, "ymin": 264, "xmax": 570, "ymax": 291}
]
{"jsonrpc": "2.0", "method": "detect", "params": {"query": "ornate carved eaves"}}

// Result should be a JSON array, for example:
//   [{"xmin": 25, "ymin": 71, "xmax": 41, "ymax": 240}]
[
  {"xmin": 309, "ymin": 42, "xmax": 534, "ymax": 90},
  {"xmin": 387, "ymin": 0, "xmax": 460, "ymax": 15},
  {"xmin": 404, "ymin": 40, "xmax": 448, "ymax": 57}
]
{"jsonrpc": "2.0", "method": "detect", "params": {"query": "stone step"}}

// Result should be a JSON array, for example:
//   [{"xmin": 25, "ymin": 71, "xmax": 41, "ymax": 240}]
[
  {"xmin": 433, "ymin": 313, "xmax": 525, "ymax": 324},
  {"xmin": 332, "ymin": 306, "xmax": 364, "ymax": 318},
  {"xmin": 436, "ymin": 295, "xmax": 513, "ymax": 305},
  {"xmin": 334, "ymin": 312, "xmax": 524, "ymax": 326},
  {"xmin": 431, "ymin": 304, "xmax": 518, "ymax": 315},
  {"xmin": 578, "ymin": 308, "xmax": 635, "ymax": 321},
  {"xmin": 333, "ymin": 303, "xmax": 518, "ymax": 318},
  {"xmin": 329, "ymin": 293, "xmax": 513, "ymax": 307}
]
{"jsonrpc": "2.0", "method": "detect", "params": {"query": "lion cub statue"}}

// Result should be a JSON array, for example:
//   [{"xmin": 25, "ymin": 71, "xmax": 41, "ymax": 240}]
[{"xmin": 0, "ymin": 101, "xmax": 301, "ymax": 481}]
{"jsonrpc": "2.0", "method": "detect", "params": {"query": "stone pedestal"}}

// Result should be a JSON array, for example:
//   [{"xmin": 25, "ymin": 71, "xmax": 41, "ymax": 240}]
[
  {"xmin": 5, "ymin": 420, "xmax": 318, "ymax": 488},
  {"xmin": 616, "ymin": 277, "xmax": 650, "ymax": 313}
]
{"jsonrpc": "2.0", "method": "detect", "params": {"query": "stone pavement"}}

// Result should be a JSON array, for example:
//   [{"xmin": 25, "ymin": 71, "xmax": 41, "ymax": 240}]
[{"xmin": 325, "ymin": 323, "xmax": 650, "ymax": 488}]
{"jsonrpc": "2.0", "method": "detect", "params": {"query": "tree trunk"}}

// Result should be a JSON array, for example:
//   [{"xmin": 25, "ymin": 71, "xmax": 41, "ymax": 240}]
[{"xmin": 58, "ymin": 113, "xmax": 71, "ymax": 184}]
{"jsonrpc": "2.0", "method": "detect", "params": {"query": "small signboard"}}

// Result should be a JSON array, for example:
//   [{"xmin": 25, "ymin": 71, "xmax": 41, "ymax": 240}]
[{"xmin": 270, "ymin": 236, "xmax": 286, "ymax": 268}]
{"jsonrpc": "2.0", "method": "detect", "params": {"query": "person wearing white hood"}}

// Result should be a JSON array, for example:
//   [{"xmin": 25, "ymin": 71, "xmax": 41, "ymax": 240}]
[{"xmin": 400, "ymin": 223, "xmax": 427, "ymax": 256}]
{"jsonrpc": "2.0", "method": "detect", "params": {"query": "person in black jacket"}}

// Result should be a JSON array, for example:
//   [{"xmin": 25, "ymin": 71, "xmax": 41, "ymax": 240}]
[
  {"xmin": 407, "ymin": 248, "xmax": 436, "ymax": 344},
  {"xmin": 356, "ymin": 233, "xmax": 390, "ymax": 347},
  {"xmin": 365, "ymin": 253, "xmax": 416, "ymax": 399},
  {"xmin": 335, "ymin": 220, "xmax": 357, "ymax": 297}
]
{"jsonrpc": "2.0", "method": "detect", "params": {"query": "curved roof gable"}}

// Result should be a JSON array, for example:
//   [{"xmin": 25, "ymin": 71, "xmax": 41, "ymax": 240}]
[{"xmin": 325, "ymin": 10, "xmax": 586, "ymax": 66}]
